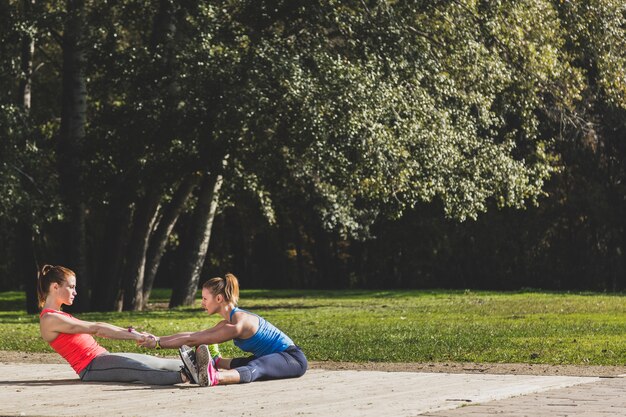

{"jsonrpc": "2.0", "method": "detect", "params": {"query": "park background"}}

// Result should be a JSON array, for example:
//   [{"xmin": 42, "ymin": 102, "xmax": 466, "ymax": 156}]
[{"xmin": 1, "ymin": 0, "xmax": 625, "ymax": 315}]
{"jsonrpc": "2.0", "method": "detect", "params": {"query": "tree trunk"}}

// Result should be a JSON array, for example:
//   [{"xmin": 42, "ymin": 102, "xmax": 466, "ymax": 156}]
[
  {"xmin": 121, "ymin": 190, "xmax": 162, "ymax": 311},
  {"xmin": 611, "ymin": 223, "xmax": 626, "ymax": 292},
  {"xmin": 170, "ymin": 164, "xmax": 226, "ymax": 307},
  {"xmin": 17, "ymin": 221, "xmax": 39, "ymax": 313},
  {"xmin": 57, "ymin": 0, "xmax": 88, "ymax": 310},
  {"xmin": 133, "ymin": 0, "xmax": 184, "ymax": 310},
  {"xmin": 312, "ymin": 225, "xmax": 336, "ymax": 289},
  {"xmin": 142, "ymin": 174, "xmax": 199, "ymax": 309},
  {"xmin": 18, "ymin": 0, "xmax": 37, "ymax": 312},
  {"xmin": 19, "ymin": 0, "xmax": 35, "ymax": 111},
  {"xmin": 150, "ymin": 0, "xmax": 177, "ymax": 54},
  {"xmin": 150, "ymin": 0, "xmax": 179, "ymax": 110},
  {"xmin": 91, "ymin": 196, "xmax": 133, "ymax": 311}
]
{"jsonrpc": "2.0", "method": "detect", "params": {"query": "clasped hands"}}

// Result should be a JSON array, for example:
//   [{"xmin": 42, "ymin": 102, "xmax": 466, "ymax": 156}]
[{"xmin": 136, "ymin": 332, "xmax": 160, "ymax": 348}]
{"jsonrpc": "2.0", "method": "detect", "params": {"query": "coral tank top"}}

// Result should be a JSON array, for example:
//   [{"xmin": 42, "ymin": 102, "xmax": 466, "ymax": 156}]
[{"xmin": 39, "ymin": 308, "xmax": 107, "ymax": 374}]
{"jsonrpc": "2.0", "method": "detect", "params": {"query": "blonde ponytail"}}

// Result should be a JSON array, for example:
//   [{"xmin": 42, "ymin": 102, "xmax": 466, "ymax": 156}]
[
  {"xmin": 223, "ymin": 273, "xmax": 240, "ymax": 305},
  {"xmin": 202, "ymin": 273, "xmax": 240, "ymax": 305}
]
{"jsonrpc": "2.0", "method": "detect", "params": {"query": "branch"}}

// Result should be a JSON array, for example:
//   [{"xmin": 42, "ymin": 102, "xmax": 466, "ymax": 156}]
[
  {"xmin": 10, "ymin": 163, "xmax": 45, "ymax": 196},
  {"xmin": 48, "ymin": 29, "xmax": 63, "ymax": 45},
  {"xmin": 35, "ymin": 44, "xmax": 62, "ymax": 72}
]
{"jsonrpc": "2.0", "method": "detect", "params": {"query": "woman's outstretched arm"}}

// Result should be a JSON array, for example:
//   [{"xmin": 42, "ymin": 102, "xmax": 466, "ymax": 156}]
[
  {"xmin": 40, "ymin": 312, "xmax": 144, "ymax": 342},
  {"xmin": 141, "ymin": 321, "xmax": 242, "ymax": 349}
]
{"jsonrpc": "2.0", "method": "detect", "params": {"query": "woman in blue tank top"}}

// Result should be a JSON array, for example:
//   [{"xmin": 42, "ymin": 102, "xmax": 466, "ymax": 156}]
[{"xmin": 140, "ymin": 273, "xmax": 307, "ymax": 387}]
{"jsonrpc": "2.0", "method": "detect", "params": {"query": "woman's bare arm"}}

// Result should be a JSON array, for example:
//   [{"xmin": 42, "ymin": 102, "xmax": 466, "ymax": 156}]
[{"xmin": 40, "ymin": 312, "xmax": 144, "ymax": 342}]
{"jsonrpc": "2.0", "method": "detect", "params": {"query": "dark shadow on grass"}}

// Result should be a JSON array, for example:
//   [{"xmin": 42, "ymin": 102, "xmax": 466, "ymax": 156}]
[
  {"xmin": 0, "ymin": 305, "xmax": 323, "ymax": 324},
  {"xmin": 242, "ymin": 289, "xmax": 384, "ymax": 299},
  {"xmin": 0, "ymin": 292, "xmax": 27, "ymax": 311},
  {"xmin": 239, "ymin": 304, "xmax": 321, "ymax": 310},
  {"xmin": 0, "ymin": 313, "xmax": 39, "ymax": 323}
]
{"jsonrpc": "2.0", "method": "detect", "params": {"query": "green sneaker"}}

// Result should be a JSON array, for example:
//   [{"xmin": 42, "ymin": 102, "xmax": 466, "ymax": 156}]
[
  {"xmin": 208, "ymin": 344, "xmax": 221, "ymax": 366},
  {"xmin": 208, "ymin": 344, "xmax": 221, "ymax": 358}
]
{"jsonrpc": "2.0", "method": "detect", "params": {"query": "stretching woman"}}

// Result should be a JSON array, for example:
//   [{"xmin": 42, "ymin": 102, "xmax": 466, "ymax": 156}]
[
  {"xmin": 140, "ymin": 273, "xmax": 307, "ymax": 387},
  {"xmin": 38, "ymin": 264, "xmax": 199, "ymax": 385}
]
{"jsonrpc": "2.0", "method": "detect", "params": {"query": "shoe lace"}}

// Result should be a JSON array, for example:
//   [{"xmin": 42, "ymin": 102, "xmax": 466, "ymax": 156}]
[{"xmin": 188, "ymin": 350, "xmax": 198, "ymax": 368}]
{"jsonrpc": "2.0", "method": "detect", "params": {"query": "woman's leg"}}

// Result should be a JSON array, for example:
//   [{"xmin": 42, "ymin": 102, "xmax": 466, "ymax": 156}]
[
  {"xmin": 230, "ymin": 346, "xmax": 307, "ymax": 383},
  {"xmin": 223, "ymin": 355, "xmax": 254, "ymax": 369},
  {"xmin": 79, "ymin": 353, "xmax": 184, "ymax": 385}
]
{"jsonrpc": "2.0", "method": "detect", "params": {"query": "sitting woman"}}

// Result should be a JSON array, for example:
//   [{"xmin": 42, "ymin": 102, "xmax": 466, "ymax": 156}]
[
  {"xmin": 140, "ymin": 273, "xmax": 307, "ymax": 387},
  {"xmin": 38, "ymin": 264, "xmax": 198, "ymax": 385}
]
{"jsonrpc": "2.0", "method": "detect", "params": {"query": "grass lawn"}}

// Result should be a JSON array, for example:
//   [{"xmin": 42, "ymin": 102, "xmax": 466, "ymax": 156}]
[{"xmin": 0, "ymin": 289, "xmax": 624, "ymax": 365}]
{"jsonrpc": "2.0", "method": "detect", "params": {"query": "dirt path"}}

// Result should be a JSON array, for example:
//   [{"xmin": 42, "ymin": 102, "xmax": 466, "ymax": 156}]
[
  {"xmin": 2, "ymin": 350, "xmax": 625, "ymax": 377},
  {"xmin": 0, "ymin": 362, "xmax": 603, "ymax": 417}
]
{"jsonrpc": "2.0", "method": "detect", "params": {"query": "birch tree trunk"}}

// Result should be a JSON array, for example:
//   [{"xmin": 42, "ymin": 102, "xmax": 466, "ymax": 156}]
[
  {"xmin": 19, "ymin": 0, "xmax": 35, "ymax": 111},
  {"xmin": 170, "ymin": 161, "xmax": 226, "ymax": 307},
  {"xmin": 142, "ymin": 174, "xmax": 199, "ymax": 309},
  {"xmin": 18, "ymin": 0, "xmax": 38, "ymax": 313},
  {"xmin": 119, "ymin": 0, "xmax": 181, "ymax": 310},
  {"xmin": 121, "ymin": 190, "xmax": 162, "ymax": 311}
]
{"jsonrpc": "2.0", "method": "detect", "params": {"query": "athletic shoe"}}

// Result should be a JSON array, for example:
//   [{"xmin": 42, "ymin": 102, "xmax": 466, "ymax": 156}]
[
  {"xmin": 182, "ymin": 344, "xmax": 197, "ymax": 363},
  {"xmin": 179, "ymin": 364, "xmax": 195, "ymax": 383},
  {"xmin": 196, "ymin": 344, "xmax": 219, "ymax": 387},
  {"xmin": 179, "ymin": 345, "xmax": 200, "ymax": 384}
]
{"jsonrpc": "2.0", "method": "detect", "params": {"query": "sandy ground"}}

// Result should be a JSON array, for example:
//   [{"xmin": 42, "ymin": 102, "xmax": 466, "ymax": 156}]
[
  {"xmin": 3, "ymin": 352, "xmax": 625, "ymax": 416},
  {"xmin": 2, "ymin": 350, "xmax": 625, "ymax": 377},
  {"xmin": 0, "ymin": 362, "xmax": 603, "ymax": 417}
]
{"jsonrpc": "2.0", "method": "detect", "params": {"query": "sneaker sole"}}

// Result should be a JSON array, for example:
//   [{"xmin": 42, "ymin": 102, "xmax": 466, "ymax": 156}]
[
  {"xmin": 195, "ymin": 345, "xmax": 210, "ymax": 387},
  {"xmin": 179, "ymin": 347, "xmax": 199, "ymax": 385}
]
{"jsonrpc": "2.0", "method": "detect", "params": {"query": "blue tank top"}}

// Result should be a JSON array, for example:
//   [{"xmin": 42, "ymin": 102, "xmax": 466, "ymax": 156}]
[{"xmin": 230, "ymin": 307, "xmax": 294, "ymax": 357}]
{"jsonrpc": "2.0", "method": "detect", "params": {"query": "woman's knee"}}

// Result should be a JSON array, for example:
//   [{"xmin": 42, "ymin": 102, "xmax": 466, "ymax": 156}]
[{"xmin": 291, "ymin": 349, "xmax": 308, "ymax": 377}]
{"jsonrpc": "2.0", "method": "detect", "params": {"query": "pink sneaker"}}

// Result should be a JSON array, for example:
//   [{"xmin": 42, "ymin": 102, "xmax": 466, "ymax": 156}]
[{"xmin": 195, "ymin": 344, "xmax": 219, "ymax": 387}]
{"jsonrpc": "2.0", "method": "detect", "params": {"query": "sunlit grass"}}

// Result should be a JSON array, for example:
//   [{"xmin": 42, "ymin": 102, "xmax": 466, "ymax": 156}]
[{"xmin": 1, "ymin": 289, "xmax": 625, "ymax": 365}]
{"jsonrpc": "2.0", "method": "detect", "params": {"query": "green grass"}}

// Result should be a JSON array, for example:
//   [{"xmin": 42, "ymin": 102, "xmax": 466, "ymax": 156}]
[{"xmin": 1, "ymin": 289, "xmax": 625, "ymax": 365}]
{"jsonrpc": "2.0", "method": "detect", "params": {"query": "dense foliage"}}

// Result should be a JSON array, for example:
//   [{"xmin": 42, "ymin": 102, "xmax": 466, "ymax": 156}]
[{"xmin": 1, "ymin": 0, "xmax": 625, "ymax": 310}]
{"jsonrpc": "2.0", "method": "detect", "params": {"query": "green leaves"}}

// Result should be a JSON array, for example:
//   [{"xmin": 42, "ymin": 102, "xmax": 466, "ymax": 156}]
[
  {"xmin": 5, "ymin": 1, "xmax": 583, "ymax": 236},
  {"xmin": 3, "ymin": 0, "xmax": 623, "ymax": 289},
  {"xmin": 557, "ymin": 0, "xmax": 626, "ymax": 109},
  {"xmin": 227, "ymin": 1, "xmax": 572, "ymax": 229}
]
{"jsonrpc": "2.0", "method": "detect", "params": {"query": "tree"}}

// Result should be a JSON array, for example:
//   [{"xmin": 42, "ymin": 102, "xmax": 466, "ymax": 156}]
[
  {"xmin": 0, "ymin": 0, "xmax": 61, "ymax": 311},
  {"xmin": 56, "ymin": 0, "xmax": 89, "ymax": 309},
  {"xmin": 5, "ymin": 0, "xmax": 623, "ymax": 307}
]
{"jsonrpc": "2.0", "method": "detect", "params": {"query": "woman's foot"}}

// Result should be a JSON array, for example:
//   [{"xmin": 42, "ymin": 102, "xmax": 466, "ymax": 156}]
[
  {"xmin": 179, "ymin": 345, "xmax": 200, "ymax": 384},
  {"xmin": 180, "ymin": 366, "xmax": 193, "ymax": 383},
  {"xmin": 196, "ymin": 344, "xmax": 219, "ymax": 387}
]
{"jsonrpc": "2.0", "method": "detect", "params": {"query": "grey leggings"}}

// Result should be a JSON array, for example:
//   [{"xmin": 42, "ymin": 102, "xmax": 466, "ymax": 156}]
[{"xmin": 79, "ymin": 352, "xmax": 184, "ymax": 385}]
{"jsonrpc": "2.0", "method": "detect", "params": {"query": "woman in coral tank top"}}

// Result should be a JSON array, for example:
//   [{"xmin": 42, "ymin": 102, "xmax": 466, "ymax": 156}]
[{"xmin": 37, "ymin": 264, "xmax": 200, "ymax": 385}]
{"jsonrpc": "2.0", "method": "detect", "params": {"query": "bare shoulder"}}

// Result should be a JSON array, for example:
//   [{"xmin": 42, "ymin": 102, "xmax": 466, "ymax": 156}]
[
  {"xmin": 231, "ymin": 309, "xmax": 255, "ymax": 324},
  {"xmin": 40, "ymin": 310, "xmax": 90, "ymax": 335},
  {"xmin": 39, "ymin": 310, "xmax": 65, "ymax": 325},
  {"xmin": 231, "ymin": 310, "xmax": 258, "ymax": 338},
  {"xmin": 39, "ymin": 311, "xmax": 56, "ymax": 325}
]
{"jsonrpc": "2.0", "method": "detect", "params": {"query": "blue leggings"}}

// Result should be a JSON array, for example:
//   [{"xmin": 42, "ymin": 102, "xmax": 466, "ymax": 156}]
[
  {"xmin": 79, "ymin": 352, "xmax": 184, "ymax": 385},
  {"xmin": 230, "ymin": 345, "xmax": 307, "ymax": 383}
]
